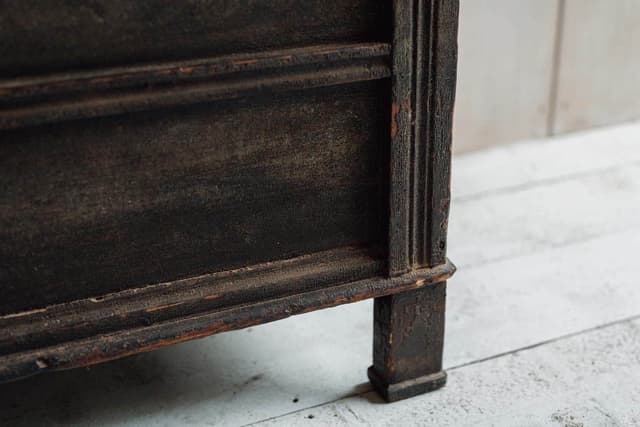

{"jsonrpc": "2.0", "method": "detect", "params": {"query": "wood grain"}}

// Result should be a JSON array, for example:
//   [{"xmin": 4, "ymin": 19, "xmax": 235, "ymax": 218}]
[
  {"xmin": 372, "ymin": 0, "xmax": 458, "ymax": 402},
  {"xmin": 0, "ymin": 260, "xmax": 455, "ymax": 383},
  {"xmin": 0, "ymin": 0, "xmax": 458, "ymax": 400},
  {"xmin": 0, "ymin": 0, "xmax": 391, "ymax": 78},
  {"xmin": 0, "ymin": 43, "xmax": 391, "ymax": 129},
  {"xmin": 0, "ymin": 81, "xmax": 390, "ymax": 314}
]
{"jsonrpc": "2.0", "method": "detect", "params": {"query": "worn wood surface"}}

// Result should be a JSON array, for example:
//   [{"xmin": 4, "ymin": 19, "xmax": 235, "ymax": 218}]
[
  {"xmin": 0, "ymin": 43, "xmax": 391, "ymax": 129},
  {"xmin": 0, "ymin": 260, "xmax": 455, "ymax": 383},
  {"xmin": 369, "ymin": 282, "xmax": 448, "ymax": 402},
  {"xmin": 0, "ymin": 247, "xmax": 386, "ymax": 356},
  {"xmin": 387, "ymin": 0, "xmax": 457, "ymax": 274},
  {"xmin": 0, "ymin": 0, "xmax": 391, "ymax": 77},
  {"xmin": 0, "ymin": 0, "xmax": 457, "ymax": 396},
  {"xmin": 0, "ymin": 123, "xmax": 636, "ymax": 425},
  {"xmin": 371, "ymin": 0, "xmax": 458, "ymax": 401},
  {"xmin": 0, "ymin": 81, "xmax": 390, "ymax": 314}
]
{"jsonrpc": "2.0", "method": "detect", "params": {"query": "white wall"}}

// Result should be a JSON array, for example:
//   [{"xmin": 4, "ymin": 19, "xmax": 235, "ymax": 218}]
[{"xmin": 453, "ymin": 0, "xmax": 640, "ymax": 153}]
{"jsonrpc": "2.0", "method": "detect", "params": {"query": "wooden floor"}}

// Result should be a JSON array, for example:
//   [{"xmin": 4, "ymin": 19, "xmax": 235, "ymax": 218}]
[{"xmin": 2, "ymin": 122, "xmax": 640, "ymax": 426}]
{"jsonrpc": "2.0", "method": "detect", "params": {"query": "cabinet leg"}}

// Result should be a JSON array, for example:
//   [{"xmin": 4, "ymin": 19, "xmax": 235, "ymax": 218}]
[{"xmin": 368, "ymin": 281, "xmax": 447, "ymax": 402}]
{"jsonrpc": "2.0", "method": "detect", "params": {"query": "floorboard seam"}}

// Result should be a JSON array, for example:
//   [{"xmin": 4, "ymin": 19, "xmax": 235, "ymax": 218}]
[
  {"xmin": 453, "ymin": 159, "xmax": 640, "ymax": 203},
  {"xmin": 446, "ymin": 312, "xmax": 640, "ymax": 371},
  {"xmin": 457, "ymin": 223, "xmax": 640, "ymax": 270},
  {"xmin": 242, "ymin": 312, "xmax": 640, "ymax": 426}
]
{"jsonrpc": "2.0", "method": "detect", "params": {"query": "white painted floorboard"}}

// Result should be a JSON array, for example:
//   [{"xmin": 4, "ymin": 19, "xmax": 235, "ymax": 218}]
[
  {"xmin": 255, "ymin": 318, "xmax": 640, "ymax": 426},
  {"xmin": 1, "ymin": 122, "xmax": 639, "ymax": 426},
  {"xmin": 452, "ymin": 120, "xmax": 640, "ymax": 199}
]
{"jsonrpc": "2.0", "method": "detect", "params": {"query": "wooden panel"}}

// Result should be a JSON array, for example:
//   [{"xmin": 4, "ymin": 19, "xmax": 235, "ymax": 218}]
[
  {"xmin": 453, "ymin": 0, "xmax": 558, "ymax": 153},
  {"xmin": 553, "ymin": 0, "xmax": 640, "ymax": 133},
  {"xmin": 0, "ymin": 81, "xmax": 390, "ymax": 314},
  {"xmin": 0, "ymin": 0, "xmax": 392, "ymax": 77}
]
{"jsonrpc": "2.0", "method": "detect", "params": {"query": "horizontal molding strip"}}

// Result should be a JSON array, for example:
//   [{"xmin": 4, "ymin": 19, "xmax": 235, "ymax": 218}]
[
  {"xmin": 0, "ymin": 246, "xmax": 385, "ymax": 356},
  {"xmin": 0, "ymin": 43, "xmax": 391, "ymax": 130},
  {"xmin": 0, "ymin": 253, "xmax": 454, "ymax": 383}
]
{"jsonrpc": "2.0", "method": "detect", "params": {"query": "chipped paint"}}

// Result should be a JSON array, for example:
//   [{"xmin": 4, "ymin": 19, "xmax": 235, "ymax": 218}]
[{"xmin": 391, "ymin": 103, "xmax": 400, "ymax": 138}]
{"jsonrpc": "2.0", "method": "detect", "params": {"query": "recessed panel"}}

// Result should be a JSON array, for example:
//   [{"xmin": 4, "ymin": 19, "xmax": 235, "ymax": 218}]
[{"xmin": 0, "ymin": 81, "xmax": 390, "ymax": 314}]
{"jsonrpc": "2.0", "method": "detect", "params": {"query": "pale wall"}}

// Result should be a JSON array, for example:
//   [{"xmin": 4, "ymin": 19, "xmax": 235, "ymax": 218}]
[{"xmin": 453, "ymin": 0, "xmax": 640, "ymax": 153}]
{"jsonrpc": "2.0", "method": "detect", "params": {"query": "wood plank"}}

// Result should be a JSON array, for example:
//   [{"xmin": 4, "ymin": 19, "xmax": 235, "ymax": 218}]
[
  {"xmin": 0, "ymin": 0, "xmax": 392, "ymax": 77},
  {"xmin": 254, "ymin": 317, "xmax": 640, "ymax": 425},
  {"xmin": 0, "ymin": 247, "xmax": 386, "ymax": 356},
  {"xmin": 450, "ymin": 162, "xmax": 640, "ymax": 269},
  {"xmin": 0, "ymin": 261, "xmax": 455, "ymax": 383},
  {"xmin": 446, "ymin": 228, "xmax": 640, "ymax": 367},
  {"xmin": 0, "ymin": 81, "xmax": 390, "ymax": 314},
  {"xmin": 387, "ymin": 0, "xmax": 458, "ymax": 272},
  {"xmin": 452, "ymin": 114, "xmax": 640, "ymax": 271},
  {"xmin": 452, "ymin": 120, "xmax": 640, "ymax": 200}
]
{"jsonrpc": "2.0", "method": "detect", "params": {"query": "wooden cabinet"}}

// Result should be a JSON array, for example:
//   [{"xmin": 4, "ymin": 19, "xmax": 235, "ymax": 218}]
[{"xmin": 0, "ymin": 0, "xmax": 458, "ymax": 402}]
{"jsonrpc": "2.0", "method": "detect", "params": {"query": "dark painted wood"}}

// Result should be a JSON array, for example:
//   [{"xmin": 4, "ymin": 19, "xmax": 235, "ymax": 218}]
[
  {"xmin": 0, "ymin": 261, "xmax": 455, "ymax": 384},
  {"xmin": 424, "ymin": 1, "xmax": 459, "ymax": 267},
  {"xmin": 388, "ymin": 0, "xmax": 415, "ymax": 276},
  {"xmin": 388, "ymin": 0, "xmax": 458, "ymax": 272},
  {"xmin": 0, "ymin": 0, "xmax": 392, "ymax": 77},
  {"xmin": 371, "ymin": 0, "xmax": 459, "ymax": 402},
  {"xmin": 0, "ymin": 81, "xmax": 389, "ymax": 315},
  {"xmin": 0, "ymin": 43, "xmax": 391, "ymax": 130},
  {"xmin": 369, "ymin": 282, "xmax": 448, "ymax": 402},
  {"xmin": 0, "ymin": 0, "xmax": 458, "ymax": 402},
  {"xmin": 0, "ymin": 246, "xmax": 388, "ymax": 356}
]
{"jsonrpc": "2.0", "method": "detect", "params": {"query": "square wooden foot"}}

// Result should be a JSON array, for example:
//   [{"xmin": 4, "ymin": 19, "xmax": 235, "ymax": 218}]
[
  {"xmin": 368, "ymin": 366, "xmax": 447, "ymax": 402},
  {"xmin": 370, "ymin": 282, "xmax": 447, "ymax": 402}
]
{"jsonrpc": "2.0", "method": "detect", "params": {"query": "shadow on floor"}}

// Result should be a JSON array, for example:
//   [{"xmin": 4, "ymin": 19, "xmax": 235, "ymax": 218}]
[
  {"xmin": 0, "ymin": 316, "xmax": 374, "ymax": 427},
  {"xmin": 1, "ymin": 337, "xmax": 236, "ymax": 426}
]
